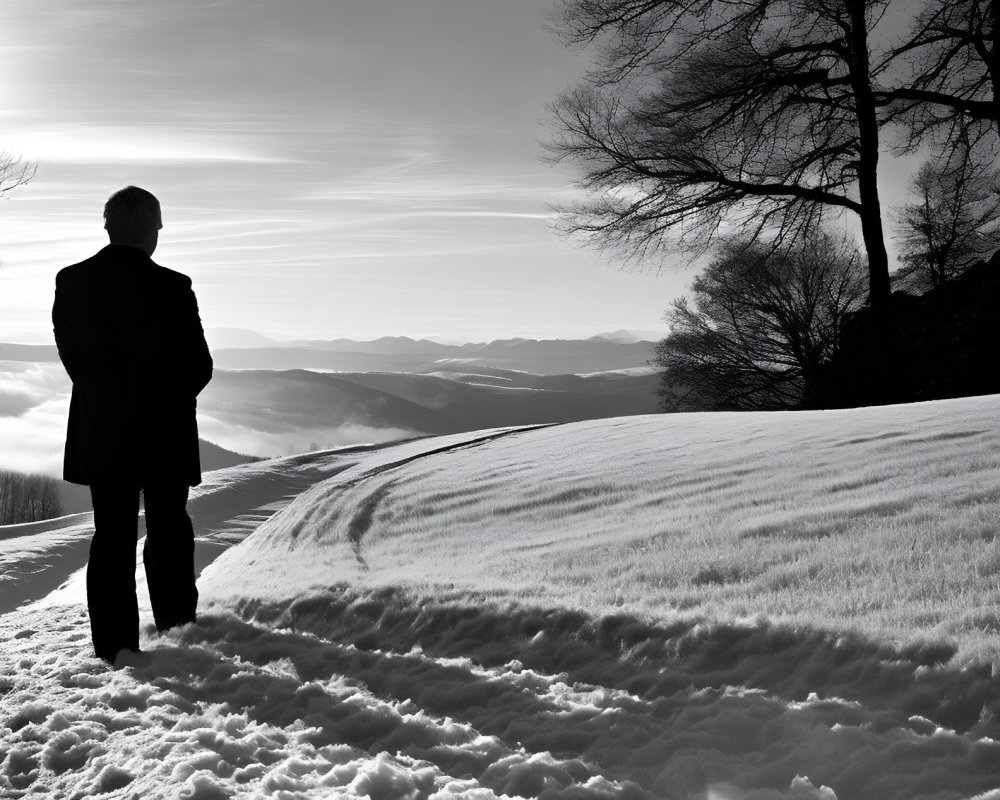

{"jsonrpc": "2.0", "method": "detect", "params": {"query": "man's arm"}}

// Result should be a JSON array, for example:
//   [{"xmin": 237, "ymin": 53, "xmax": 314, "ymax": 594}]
[
  {"xmin": 52, "ymin": 270, "xmax": 95, "ymax": 387},
  {"xmin": 182, "ymin": 279, "xmax": 213, "ymax": 397}
]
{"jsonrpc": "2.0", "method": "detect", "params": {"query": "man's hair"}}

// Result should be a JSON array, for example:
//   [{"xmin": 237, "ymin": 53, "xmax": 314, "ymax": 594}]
[{"xmin": 103, "ymin": 186, "xmax": 161, "ymax": 244}]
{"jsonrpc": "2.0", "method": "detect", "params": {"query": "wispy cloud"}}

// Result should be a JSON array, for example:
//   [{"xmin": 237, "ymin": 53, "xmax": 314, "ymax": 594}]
[
  {"xmin": 5, "ymin": 125, "xmax": 288, "ymax": 165},
  {"xmin": 406, "ymin": 210, "xmax": 553, "ymax": 220}
]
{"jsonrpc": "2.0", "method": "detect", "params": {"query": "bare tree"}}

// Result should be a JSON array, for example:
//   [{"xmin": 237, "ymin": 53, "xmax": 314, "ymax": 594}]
[
  {"xmin": 893, "ymin": 134, "xmax": 1000, "ymax": 292},
  {"xmin": 1, "ymin": 151, "xmax": 35, "ymax": 199},
  {"xmin": 548, "ymin": 0, "xmax": 895, "ymax": 316},
  {"xmin": 886, "ymin": 0, "xmax": 999, "ymax": 140},
  {"xmin": 655, "ymin": 231, "xmax": 868, "ymax": 410},
  {"xmin": 0, "ymin": 150, "xmax": 36, "ymax": 267}
]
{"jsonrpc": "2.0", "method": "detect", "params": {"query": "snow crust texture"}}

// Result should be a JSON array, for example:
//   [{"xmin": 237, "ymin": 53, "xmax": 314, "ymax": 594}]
[{"xmin": 2, "ymin": 592, "xmax": 999, "ymax": 799}]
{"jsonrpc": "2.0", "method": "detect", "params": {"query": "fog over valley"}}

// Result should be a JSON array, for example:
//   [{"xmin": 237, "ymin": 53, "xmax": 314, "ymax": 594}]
[{"xmin": 0, "ymin": 331, "xmax": 660, "ymax": 479}]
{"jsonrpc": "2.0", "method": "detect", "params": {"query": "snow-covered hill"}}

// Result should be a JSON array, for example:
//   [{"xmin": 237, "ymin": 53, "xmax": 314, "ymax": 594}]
[
  {"xmin": 2, "ymin": 397, "xmax": 1000, "ymax": 799},
  {"xmin": 203, "ymin": 397, "xmax": 1000, "ymax": 658}
]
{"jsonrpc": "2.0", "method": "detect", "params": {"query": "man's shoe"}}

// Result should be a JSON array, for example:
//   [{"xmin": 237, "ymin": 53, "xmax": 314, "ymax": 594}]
[
  {"xmin": 112, "ymin": 648, "xmax": 151, "ymax": 669},
  {"xmin": 155, "ymin": 615, "xmax": 196, "ymax": 634}
]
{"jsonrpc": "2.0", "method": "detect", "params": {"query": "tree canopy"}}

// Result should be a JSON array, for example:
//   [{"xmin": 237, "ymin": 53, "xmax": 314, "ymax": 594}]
[
  {"xmin": 886, "ymin": 0, "xmax": 1000, "ymax": 139},
  {"xmin": 549, "ymin": 0, "xmax": 1000, "ymax": 408},
  {"xmin": 894, "ymin": 135, "xmax": 1000, "ymax": 292},
  {"xmin": 548, "ymin": 0, "xmax": 894, "ymax": 311},
  {"xmin": 548, "ymin": 0, "xmax": 1000, "ymax": 318},
  {"xmin": 655, "ymin": 232, "xmax": 867, "ymax": 410}
]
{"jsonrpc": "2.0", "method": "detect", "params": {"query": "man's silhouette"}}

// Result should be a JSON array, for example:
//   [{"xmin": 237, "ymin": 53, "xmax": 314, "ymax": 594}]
[{"xmin": 53, "ymin": 186, "xmax": 213, "ymax": 666}]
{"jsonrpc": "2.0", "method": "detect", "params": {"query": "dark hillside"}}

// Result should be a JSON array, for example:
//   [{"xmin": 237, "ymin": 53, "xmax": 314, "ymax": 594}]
[{"xmin": 815, "ymin": 256, "xmax": 1000, "ymax": 407}]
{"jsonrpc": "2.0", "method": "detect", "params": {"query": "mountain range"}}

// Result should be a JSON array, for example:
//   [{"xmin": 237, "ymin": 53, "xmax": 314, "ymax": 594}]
[
  {"xmin": 208, "ymin": 333, "xmax": 657, "ymax": 374},
  {"xmin": 204, "ymin": 327, "xmax": 661, "ymax": 350},
  {"xmin": 2, "ymin": 333, "xmax": 659, "ymax": 376}
]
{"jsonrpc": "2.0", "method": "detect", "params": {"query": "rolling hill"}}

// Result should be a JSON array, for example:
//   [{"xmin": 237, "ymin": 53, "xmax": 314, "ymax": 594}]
[{"xmin": 197, "ymin": 366, "xmax": 661, "ymax": 449}]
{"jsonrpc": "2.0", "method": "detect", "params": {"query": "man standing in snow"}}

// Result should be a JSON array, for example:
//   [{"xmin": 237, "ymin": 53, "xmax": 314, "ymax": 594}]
[{"xmin": 53, "ymin": 186, "xmax": 213, "ymax": 667}]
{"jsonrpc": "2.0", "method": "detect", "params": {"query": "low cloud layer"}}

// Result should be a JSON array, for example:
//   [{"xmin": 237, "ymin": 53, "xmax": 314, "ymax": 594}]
[
  {"xmin": 0, "ymin": 364, "xmax": 69, "ymax": 476},
  {"xmin": 196, "ymin": 414, "xmax": 416, "ymax": 460},
  {"xmin": 0, "ymin": 362, "xmax": 418, "ymax": 475}
]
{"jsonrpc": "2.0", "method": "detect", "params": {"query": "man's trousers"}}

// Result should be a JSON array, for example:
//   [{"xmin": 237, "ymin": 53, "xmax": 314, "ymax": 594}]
[{"xmin": 88, "ymin": 483, "xmax": 198, "ymax": 661}]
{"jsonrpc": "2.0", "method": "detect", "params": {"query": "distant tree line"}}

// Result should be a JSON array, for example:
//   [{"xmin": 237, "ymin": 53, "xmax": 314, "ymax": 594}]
[
  {"xmin": 548, "ymin": 0, "xmax": 1000, "ymax": 409},
  {"xmin": 0, "ymin": 470, "xmax": 63, "ymax": 525}
]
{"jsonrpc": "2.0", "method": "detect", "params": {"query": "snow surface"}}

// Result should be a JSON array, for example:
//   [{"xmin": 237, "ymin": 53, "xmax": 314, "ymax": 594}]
[
  {"xmin": 203, "ymin": 396, "xmax": 1000, "ymax": 658},
  {"xmin": 2, "ymin": 400, "xmax": 1000, "ymax": 799}
]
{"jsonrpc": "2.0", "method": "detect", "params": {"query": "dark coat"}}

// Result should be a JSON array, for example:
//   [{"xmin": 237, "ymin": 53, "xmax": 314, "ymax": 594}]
[{"xmin": 52, "ymin": 244, "xmax": 213, "ymax": 487}]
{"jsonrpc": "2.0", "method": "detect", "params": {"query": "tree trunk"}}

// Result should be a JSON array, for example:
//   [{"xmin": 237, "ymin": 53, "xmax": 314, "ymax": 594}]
[
  {"xmin": 845, "ymin": 0, "xmax": 894, "ymax": 402},
  {"xmin": 845, "ymin": 0, "xmax": 892, "ymax": 319},
  {"xmin": 991, "ymin": 0, "xmax": 1000, "ymax": 138}
]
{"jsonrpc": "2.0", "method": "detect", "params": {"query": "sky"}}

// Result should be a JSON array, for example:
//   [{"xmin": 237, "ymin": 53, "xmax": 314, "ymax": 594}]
[
  {"xmin": 0, "ymin": 0, "xmax": 698, "ymax": 344},
  {"xmin": 0, "ymin": 0, "xmax": 922, "ymax": 345}
]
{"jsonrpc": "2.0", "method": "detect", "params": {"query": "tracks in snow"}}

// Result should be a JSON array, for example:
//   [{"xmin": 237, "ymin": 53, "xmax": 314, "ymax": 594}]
[{"xmin": 342, "ymin": 425, "xmax": 554, "ymax": 567}]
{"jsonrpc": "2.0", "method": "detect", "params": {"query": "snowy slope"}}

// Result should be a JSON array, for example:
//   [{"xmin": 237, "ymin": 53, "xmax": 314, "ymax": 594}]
[
  {"xmin": 2, "ymin": 399, "xmax": 1000, "ymax": 799},
  {"xmin": 203, "ymin": 396, "xmax": 1000, "ymax": 657}
]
